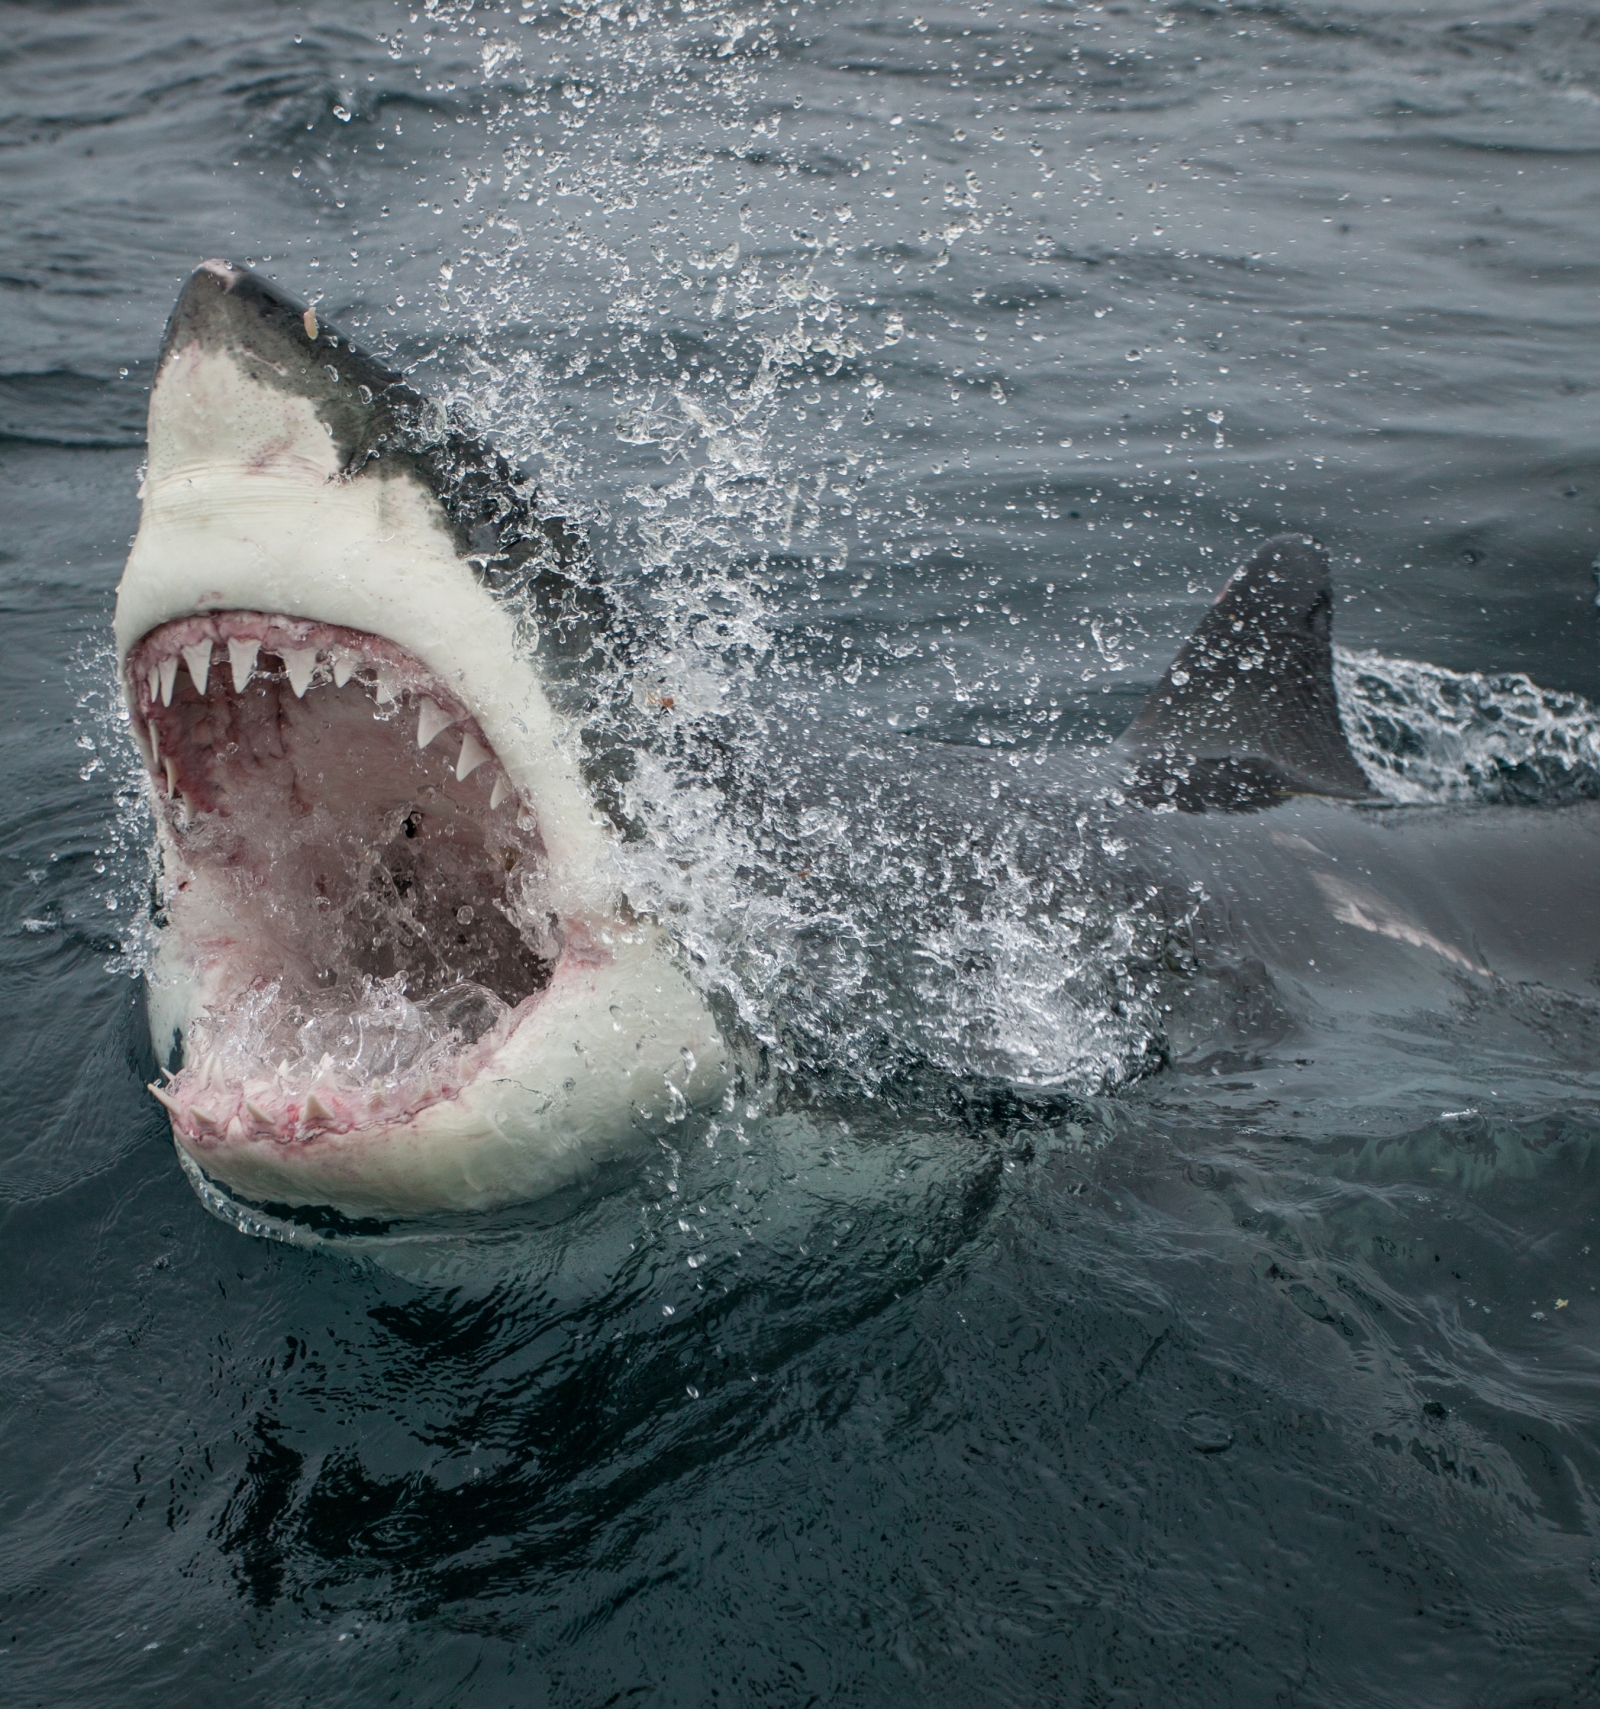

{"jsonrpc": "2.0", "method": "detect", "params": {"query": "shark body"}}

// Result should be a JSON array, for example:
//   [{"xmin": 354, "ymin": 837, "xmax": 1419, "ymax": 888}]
[{"xmin": 116, "ymin": 263, "xmax": 1600, "ymax": 1220}]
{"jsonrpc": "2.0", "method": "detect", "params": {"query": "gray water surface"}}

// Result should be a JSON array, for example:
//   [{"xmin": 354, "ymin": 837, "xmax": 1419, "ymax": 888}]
[{"xmin": 4, "ymin": 2, "xmax": 1600, "ymax": 1703}]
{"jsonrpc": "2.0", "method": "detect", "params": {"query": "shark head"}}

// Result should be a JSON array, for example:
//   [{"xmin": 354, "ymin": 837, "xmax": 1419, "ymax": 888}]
[{"xmin": 117, "ymin": 261, "xmax": 728, "ymax": 1217}]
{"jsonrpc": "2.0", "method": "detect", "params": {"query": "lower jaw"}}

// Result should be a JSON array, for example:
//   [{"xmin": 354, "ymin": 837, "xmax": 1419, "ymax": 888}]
[
  {"xmin": 170, "ymin": 1068, "xmax": 591, "ymax": 1219},
  {"xmin": 154, "ymin": 929, "xmax": 735, "ymax": 1217}
]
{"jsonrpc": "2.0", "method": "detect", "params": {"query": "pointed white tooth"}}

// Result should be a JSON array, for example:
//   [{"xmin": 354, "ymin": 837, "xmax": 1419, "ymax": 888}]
[
  {"xmin": 182, "ymin": 641, "xmax": 212, "ymax": 695},
  {"xmin": 147, "ymin": 663, "xmax": 159, "ymax": 702},
  {"xmin": 490, "ymin": 774, "xmax": 510, "ymax": 811},
  {"xmin": 229, "ymin": 637, "xmax": 260, "ymax": 692},
  {"xmin": 282, "ymin": 648, "xmax": 318, "ymax": 698},
  {"xmin": 332, "ymin": 651, "xmax": 355, "ymax": 688},
  {"xmin": 163, "ymin": 757, "xmax": 177, "ymax": 795},
  {"xmin": 456, "ymin": 732, "xmax": 491, "ymax": 780},
  {"xmin": 245, "ymin": 1099, "xmax": 274, "ymax": 1128},
  {"xmin": 225, "ymin": 1116, "xmax": 245, "ymax": 1142},
  {"xmin": 148, "ymin": 722, "xmax": 160, "ymax": 766},
  {"xmin": 304, "ymin": 1091, "xmax": 333, "ymax": 1123},
  {"xmin": 147, "ymin": 1082, "xmax": 181, "ymax": 1116},
  {"xmin": 416, "ymin": 696, "xmax": 452, "ymax": 749},
  {"xmin": 190, "ymin": 1106, "xmax": 220, "ymax": 1132},
  {"xmin": 158, "ymin": 655, "xmax": 179, "ymax": 706}
]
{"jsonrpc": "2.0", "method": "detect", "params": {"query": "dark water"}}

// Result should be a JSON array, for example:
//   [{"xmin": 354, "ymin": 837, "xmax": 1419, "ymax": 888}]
[{"xmin": 5, "ymin": 1, "xmax": 1600, "ymax": 1702}]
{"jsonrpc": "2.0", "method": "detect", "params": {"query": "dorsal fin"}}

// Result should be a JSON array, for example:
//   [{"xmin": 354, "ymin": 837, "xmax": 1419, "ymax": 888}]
[{"xmin": 1117, "ymin": 534, "xmax": 1373, "ymax": 811}]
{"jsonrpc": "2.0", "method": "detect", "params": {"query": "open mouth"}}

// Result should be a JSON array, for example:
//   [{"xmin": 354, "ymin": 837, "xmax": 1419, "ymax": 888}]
[{"xmin": 131, "ymin": 612, "xmax": 566, "ymax": 1149}]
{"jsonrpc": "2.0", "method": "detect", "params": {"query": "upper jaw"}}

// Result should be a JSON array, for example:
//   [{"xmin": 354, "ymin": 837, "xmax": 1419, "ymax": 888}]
[{"xmin": 126, "ymin": 611, "xmax": 519, "ymax": 823}]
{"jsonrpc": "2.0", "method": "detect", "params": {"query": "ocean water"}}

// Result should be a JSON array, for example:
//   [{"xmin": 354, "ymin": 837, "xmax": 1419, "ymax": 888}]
[{"xmin": 4, "ymin": 1, "xmax": 1600, "ymax": 1702}]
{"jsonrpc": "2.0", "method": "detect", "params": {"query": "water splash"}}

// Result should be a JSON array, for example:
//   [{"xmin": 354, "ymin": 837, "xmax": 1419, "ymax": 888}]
[
  {"xmin": 71, "ymin": 634, "xmax": 159, "ymax": 978},
  {"xmin": 1336, "ymin": 647, "xmax": 1600, "ymax": 807},
  {"xmin": 182, "ymin": 974, "xmax": 511, "ymax": 1104}
]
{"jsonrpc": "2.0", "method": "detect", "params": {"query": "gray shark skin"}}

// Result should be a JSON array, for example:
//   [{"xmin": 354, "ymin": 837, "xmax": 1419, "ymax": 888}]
[
  {"xmin": 1089, "ymin": 546, "xmax": 1600, "ymax": 1083},
  {"xmin": 1102, "ymin": 537, "xmax": 1600, "ymax": 1041}
]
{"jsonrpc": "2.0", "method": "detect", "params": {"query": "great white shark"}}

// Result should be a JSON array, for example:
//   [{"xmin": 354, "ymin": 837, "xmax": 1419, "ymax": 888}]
[
  {"xmin": 118, "ymin": 261, "xmax": 1600, "ymax": 1219},
  {"xmin": 120, "ymin": 260, "xmax": 730, "ymax": 1215}
]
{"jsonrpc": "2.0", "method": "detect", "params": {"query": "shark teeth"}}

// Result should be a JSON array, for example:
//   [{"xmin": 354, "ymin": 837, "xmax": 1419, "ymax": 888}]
[
  {"xmin": 457, "ymin": 732, "xmax": 490, "ymax": 780},
  {"xmin": 417, "ymin": 696, "xmax": 453, "ymax": 749},
  {"xmin": 229, "ymin": 637, "xmax": 260, "ymax": 691},
  {"xmin": 133, "ymin": 620, "xmax": 520, "ymax": 893},
  {"xmin": 147, "ymin": 1081, "xmax": 182, "ymax": 1115},
  {"xmin": 282, "ymin": 647, "xmax": 318, "ymax": 698},
  {"xmin": 303, "ymin": 1090, "xmax": 334, "ymax": 1123},
  {"xmin": 183, "ymin": 641, "xmax": 212, "ymax": 694}
]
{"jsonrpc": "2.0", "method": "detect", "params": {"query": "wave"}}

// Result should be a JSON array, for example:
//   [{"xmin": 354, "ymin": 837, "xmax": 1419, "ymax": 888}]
[{"xmin": 0, "ymin": 369, "xmax": 147, "ymax": 449}]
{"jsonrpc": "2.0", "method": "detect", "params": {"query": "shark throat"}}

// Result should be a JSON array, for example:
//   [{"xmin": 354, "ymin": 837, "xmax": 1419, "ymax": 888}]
[{"xmin": 134, "ymin": 613, "xmax": 565, "ymax": 1148}]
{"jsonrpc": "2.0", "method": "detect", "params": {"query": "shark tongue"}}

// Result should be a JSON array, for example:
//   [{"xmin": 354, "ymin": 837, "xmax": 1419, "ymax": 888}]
[{"xmin": 130, "ymin": 612, "xmax": 562, "ymax": 1141}]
